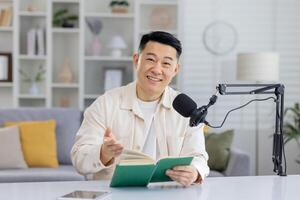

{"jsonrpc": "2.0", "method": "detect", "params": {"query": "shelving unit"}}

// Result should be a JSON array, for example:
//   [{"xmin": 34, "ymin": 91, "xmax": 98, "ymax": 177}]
[
  {"xmin": 0, "ymin": 0, "xmax": 180, "ymax": 110},
  {"xmin": 0, "ymin": 0, "xmax": 14, "ymax": 108}
]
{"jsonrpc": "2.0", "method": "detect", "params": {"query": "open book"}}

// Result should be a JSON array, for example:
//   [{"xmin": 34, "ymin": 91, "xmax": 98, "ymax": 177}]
[{"xmin": 109, "ymin": 149, "xmax": 193, "ymax": 187}]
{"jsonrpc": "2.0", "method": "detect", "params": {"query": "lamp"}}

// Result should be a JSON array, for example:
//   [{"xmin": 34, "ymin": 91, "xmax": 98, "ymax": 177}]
[
  {"xmin": 108, "ymin": 35, "xmax": 127, "ymax": 57},
  {"xmin": 236, "ymin": 52, "xmax": 279, "ymax": 175}
]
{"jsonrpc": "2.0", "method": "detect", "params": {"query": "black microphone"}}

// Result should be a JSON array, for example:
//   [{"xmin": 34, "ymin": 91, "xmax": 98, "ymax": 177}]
[{"xmin": 172, "ymin": 93, "xmax": 217, "ymax": 127}]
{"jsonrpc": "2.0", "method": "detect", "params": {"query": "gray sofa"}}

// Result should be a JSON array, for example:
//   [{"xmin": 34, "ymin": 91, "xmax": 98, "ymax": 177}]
[
  {"xmin": 0, "ymin": 108, "xmax": 250, "ymax": 183},
  {"xmin": 0, "ymin": 108, "xmax": 85, "ymax": 183}
]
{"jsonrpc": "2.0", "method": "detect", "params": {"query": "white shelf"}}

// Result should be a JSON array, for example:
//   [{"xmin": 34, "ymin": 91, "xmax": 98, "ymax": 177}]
[
  {"xmin": 52, "ymin": 28, "xmax": 80, "ymax": 33},
  {"xmin": 84, "ymin": 94, "xmax": 99, "ymax": 99},
  {"xmin": 19, "ymin": 11, "xmax": 47, "ymax": 17},
  {"xmin": 0, "ymin": 82, "xmax": 13, "ymax": 87},
  {"xmin": 19, "ymin": 55, "xmax": 47, "ymax": 60},
  {"xmin": 85, "ymin": 13, "xmax": 134, "ymax": 19},
  {"xmin": 52, "ymin": 0, "xmax": 79, "ymax": 3},
  {"xmin": 52, "ymin": 83, "xmax": 79, "ymax": 88},
  {"xmin": 85, "ymin": 56, "xmax": 132, "ymax": 62},
  {"xmin": 18, "ymin": 94, "xmax": 46, "ymax": 99},
  {"xmin": 0, "ymin": 26, "xmax": 13, "ymax": 32},
  {"xmin": 0, "ymin": 0, "xmax": 179, "ymax": 109}
]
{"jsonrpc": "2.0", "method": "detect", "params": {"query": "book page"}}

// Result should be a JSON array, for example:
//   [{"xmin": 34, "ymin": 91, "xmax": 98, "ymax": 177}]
[{"xmin": 118, "ymin": 149, "xmax": 154, "ymax": 165}]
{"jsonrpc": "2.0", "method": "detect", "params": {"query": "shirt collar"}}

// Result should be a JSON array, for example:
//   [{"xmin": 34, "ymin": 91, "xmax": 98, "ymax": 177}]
[{"xmin": 120, "ymin": 81, "xmax": 172, "ymax": 113}]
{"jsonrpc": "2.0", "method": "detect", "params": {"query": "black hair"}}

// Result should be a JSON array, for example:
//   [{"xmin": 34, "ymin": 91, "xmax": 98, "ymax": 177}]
[{"xmin": 138, "ymin": 31, "xmax": 182, "ymax": 59}]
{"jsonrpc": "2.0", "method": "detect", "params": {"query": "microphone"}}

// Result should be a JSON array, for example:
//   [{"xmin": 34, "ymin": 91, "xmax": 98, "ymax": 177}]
[{"xmin": 172, "ymin": 93, "xmax": 217, "ymax": 127}]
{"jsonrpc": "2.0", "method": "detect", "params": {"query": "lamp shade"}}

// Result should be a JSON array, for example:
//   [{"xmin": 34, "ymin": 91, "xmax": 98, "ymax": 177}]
[
  {"xmin": 108, "ymin": 35, "xmax": 127, "ymax": 49},
  {"xmin": 237, "ymin": 52, "xmax": 279, "ymax": 81}
]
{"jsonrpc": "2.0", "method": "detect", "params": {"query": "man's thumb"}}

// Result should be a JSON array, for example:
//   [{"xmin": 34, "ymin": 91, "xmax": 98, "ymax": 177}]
[{"xmin": 104, "ymin": 128, "xmax": 112, "ymax": 138}]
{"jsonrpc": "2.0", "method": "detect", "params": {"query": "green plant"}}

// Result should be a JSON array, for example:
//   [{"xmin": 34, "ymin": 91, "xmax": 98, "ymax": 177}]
[
  {"xmin": 52, "ymin": 9, "xmax": 78, "ymax": 27},
  {"xmin": 109, "ymin": 0, "xmax": 130, "ymax": 7},
  {"xmin": 283, "ymin": 102, "xmax": 300, "ymax": 163},
  {"xmin": 19, "ymin": 65, "xmax": 46, "ymax": 82}
]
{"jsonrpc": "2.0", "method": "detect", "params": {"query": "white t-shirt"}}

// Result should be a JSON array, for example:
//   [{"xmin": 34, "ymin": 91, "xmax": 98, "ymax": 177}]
[{"xmin": 137, "ymin": 98, "xmax": 160, "ymax": 160}]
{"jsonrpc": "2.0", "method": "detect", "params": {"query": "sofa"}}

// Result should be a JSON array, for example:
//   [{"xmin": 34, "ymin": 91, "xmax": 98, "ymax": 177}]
[
  {"xmin": 0, "ymin": 108, "xmax": 85, "ymax": 183},
  {"xmin": 0, "ymin": 108, "xmax": 250, "ymax": 183}
]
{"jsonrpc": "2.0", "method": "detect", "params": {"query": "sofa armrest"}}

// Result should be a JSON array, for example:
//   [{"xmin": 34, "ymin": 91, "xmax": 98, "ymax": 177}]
[{"xmin": 223, "ymin": 148, "xmax": 250, "ymax": 176}]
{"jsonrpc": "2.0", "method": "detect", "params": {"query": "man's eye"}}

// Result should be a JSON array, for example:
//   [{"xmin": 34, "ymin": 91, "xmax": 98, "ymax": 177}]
[
  {"xmin": 163, "ymin": 62, "xmax": 171, "ymax": 67},
  {"xmin": 146, "ymin": 58, "xmax": 155, "ymax": 62}
]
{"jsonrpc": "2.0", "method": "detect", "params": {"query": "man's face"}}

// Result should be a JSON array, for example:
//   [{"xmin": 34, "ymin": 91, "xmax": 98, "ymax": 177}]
[{"xmin": 133, "ymin": 41, "xmax": 180, "ymax": 100}]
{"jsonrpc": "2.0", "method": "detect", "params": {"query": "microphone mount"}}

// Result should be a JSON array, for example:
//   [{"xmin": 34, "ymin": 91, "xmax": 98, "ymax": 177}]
[{"xmin": 205, "ymin": 83, "xmax": 286, "ymax": 176}]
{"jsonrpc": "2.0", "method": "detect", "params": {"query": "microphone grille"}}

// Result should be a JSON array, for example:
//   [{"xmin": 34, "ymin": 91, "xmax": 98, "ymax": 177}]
[{"xmin": 172, "ymin": 93, "xmax": 197, "ymax": 117}]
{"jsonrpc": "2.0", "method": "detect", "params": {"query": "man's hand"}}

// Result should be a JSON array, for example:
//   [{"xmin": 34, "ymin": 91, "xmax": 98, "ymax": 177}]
[
  {"xmin": 166, "ymin": 165, "xmax": 201, "ymax": 186},
  {"xmin": 100, "ymin": 128, "xmax": 124, "ymax": 166}
]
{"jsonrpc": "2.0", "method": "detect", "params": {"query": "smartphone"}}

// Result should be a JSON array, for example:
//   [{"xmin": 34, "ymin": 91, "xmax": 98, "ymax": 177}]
[{"xmin": 57, "ymin": 190, "xmax": 111, "ymax": 200}]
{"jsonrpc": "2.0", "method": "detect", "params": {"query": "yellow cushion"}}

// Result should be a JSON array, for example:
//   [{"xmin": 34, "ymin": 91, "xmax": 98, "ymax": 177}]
[{"xmin": 4, "ymin": 120, "xmax": 59, "ymax": 168}]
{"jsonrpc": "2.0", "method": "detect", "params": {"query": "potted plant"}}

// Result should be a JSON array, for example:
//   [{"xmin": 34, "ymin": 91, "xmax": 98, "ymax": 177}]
[
  {"xmin": 19, "ymin": 65, "xmax": 45, "ymax": 95},
  {"xmin": 109, "ymin": 0, "xmax": 130, "ymax": 13},
  {"xmin": 283, "ymin": 102, "xmax": 300, "ymax": 164},
  {"xmin": 52, "ymin": 8, "xmax": 78, "ymax": 28}
]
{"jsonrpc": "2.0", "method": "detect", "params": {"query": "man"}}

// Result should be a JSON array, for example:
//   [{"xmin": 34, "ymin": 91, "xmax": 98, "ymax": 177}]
[{"xmin": 71, "ymin": 31, "xmax": 209, "ymax": 186}]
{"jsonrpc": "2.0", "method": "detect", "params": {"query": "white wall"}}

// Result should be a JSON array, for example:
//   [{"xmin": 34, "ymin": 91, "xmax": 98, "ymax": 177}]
[{"xmin": 181, "ymin": 0, "xmax": 300, "ymax": 175}]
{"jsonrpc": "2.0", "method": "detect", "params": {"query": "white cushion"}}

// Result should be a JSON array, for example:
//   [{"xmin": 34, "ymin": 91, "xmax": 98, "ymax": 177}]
[{"xmin": 0, "ymin": 126, "xmax": 28, "ymax": 169}]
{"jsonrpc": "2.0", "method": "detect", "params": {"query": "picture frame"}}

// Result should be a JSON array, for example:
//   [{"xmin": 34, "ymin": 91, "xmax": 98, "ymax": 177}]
[
  {"xmin": 103, "ymin": 67, "xmax": 125, "ymax": 92},
  {"xmin": 0, "ymin": 53, "xmax": 12, "ymax": 82}
]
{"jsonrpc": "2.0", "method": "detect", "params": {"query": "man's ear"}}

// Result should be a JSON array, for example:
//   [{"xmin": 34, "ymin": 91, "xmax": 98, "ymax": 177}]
[
  {"xmin": 174, "ymin": 63, "xmax": 180, "ymax": 74},
  {"xmin": 133, "ymin": 53, "xmax": 139, "ymax": 69}
]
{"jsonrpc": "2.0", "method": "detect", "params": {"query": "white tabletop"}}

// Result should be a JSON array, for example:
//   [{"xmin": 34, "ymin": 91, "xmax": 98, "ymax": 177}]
[{"xmin": 0, "ymin": 175, "xmax": 298, "ymax": 200}]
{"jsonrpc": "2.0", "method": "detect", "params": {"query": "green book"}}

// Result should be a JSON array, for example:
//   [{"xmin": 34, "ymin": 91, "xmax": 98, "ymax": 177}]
[{"xmin": 110, "ymin": 149, "xmax": 193, "ymax": 187}]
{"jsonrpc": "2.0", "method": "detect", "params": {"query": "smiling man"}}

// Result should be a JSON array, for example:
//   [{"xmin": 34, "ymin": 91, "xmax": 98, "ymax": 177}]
[{"xmin": 71, "ymin": 31, "xmax": 209, "ymax": 186}]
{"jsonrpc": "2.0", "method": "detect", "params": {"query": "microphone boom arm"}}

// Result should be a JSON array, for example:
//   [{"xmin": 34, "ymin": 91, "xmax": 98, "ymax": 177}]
[{"xmin": 216, "ymin": 83, "xmax": 286, "ymax": 176}]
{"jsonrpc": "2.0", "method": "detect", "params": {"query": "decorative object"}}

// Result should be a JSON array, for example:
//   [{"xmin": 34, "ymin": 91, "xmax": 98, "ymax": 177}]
[
  {"xmin": 86, "ymin": 18, "xmax": 103, "ymax": 56},
  {"xmin": 203, "ymin": 20, "xmax": 238, "ymax": 56},
  {"xmin": 19, "ymin": 64, "xmax": 45, "ymax": 95},
  {"xmin": 283, "ymin": 102, "xmax": 300, "ymax": 164},
  {"xmin": 109, "ymin": 0, "xmax": 129, "ymax": 13},
  {"xmin": 58, "ymin": 57, "xmax": 73, "ymax": 83},
  {"xmin": 108, "ymin": 35, "xmax": 127, "ymax": 57},
  {"xmin": 0, "ymin": 7, "xmax": 12, "ymax": 26},
  {"xmin": 0, "ymin": 53, "xmax": 12, "ymax": 82},
  {"xmin": 27, "ymin": 3, "xmax": 38, "ymax": 12},
  {"xmin": 236, "ymin": 52, "xmax": 279, "ymax": 174},
  {"xmin": 59, "ymin": 95, "xmax": 71, "ymax": 107},
  {"xmin": 149, "ymin": 7, "xmax": 172, "ymax": 29},
  {"xmin": 103, "ymin": 67, "xmax": 124, "ymax": 92},
  {"xmin": 52, "ymin": 9, "xmax": 78, "ymax": 28}
]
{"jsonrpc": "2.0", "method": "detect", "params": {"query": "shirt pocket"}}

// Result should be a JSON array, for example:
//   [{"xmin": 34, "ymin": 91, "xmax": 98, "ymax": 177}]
[{"xmin": 166, "ymin": 136, "xmax": 185, "ymax": 156}]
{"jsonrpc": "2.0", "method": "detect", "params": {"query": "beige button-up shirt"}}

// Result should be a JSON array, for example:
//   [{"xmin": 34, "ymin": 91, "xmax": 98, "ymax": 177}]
[{"xmin": 71, "ymin": 82, "xmax": 210, "ymax": 180}]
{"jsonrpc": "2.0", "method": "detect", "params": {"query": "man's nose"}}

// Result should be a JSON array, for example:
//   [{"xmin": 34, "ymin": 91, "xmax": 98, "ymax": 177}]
[{"xmin": 151, "ymin": 62, "xmax": 163, "ymax": 75}]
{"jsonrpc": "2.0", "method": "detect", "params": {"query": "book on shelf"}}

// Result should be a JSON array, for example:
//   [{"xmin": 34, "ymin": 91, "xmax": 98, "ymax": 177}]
[
  {"xmin": 36, "ymin": 28, "xmax": 45, "ymax": 55},
  {"xmin": 109, "ymin": 149, "xmax": 193, "ymax": 187},
  {"xmin": 27, "ymin": 28, "xmax": 36, "ymax": 55}
]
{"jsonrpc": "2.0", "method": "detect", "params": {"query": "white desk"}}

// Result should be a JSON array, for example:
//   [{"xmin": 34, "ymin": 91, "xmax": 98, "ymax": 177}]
[{"xmin": 0, "ymin": 175, "xmax": 298, "ymax": 200}]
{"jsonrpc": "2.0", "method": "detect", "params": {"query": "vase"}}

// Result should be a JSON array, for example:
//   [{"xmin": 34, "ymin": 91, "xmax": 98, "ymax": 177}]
[
  {"xmin": 58, "ymin": 57, "xmax": 73, "ymax": 83},
  {"xmin": 89, "ymin": 35, "xmax": 102, "ymax": 56},
  {"xmin": 29, "ymin": 81, "xmax": 39, "ymax": 95}
]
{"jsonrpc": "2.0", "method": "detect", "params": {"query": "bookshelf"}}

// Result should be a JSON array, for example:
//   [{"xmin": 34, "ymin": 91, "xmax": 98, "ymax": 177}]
[{"xmin": 0, "ymin": 0, "xmax": 180, "ymax": 110}]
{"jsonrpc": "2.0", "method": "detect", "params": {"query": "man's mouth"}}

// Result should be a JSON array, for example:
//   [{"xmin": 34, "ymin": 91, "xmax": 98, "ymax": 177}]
[{"xmin": 146, "ymin": 75, "xmax": 163, "ymax": 82}]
